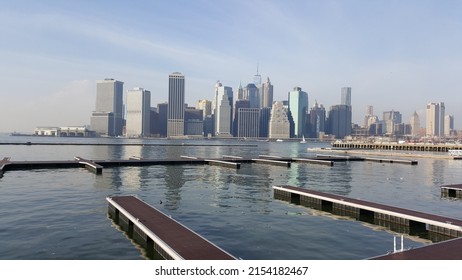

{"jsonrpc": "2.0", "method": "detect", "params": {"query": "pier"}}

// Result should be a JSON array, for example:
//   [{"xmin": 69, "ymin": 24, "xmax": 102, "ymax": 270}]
[
  {"xmin": 273, "ymin": 185, "xmax": 462, "ymax": 241},
  {"xmin": 107, "ymin": 196, "xmax": 236, "ymax": 260},
  {"xmin": 0, "ymin": 157, "xmax": 11, "ymax": 177},
  {"xmin": 371, "ymin": 237, "xmax": 462, "ymax": 260},
  {"xmin": 74, "ymin": 156, "xmax": 103, "ymax": 174},
  {"xmin": 0, "ymin": 153, "xmax": 418, "ymax": 177},
  {"xmin": 441, "ymin": 184, "xmax": 462, "ymax": 199},
  {"xmin": 332, "ymin": 141, "xmax": 462, "ymax": 152}
]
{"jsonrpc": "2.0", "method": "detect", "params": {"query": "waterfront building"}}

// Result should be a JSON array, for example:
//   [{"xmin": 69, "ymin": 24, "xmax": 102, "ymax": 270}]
[
  {"xmin": 157, "ymin": 103, "xmax": 168, "ymax": 137},
  {"xmin": 259, "ymin": 107, "xmax": 271, "ymax": 138},
  {"xmin": 34, "ymin": 126, "xmax": 94, "ymax": 137},
  {"xmin": 232, "ymin": 100, "xmax": 250, "ymax": 137},
  {"xmin": 150, "ymin": 108, "xmax": 159, "ymax": 136},
  {"xmin": 308, "ymin": 100, "xmax": 326, "ymax": 138},
  {"xmin": 426, "ymin": 102, "xmax": 445, "ymax": 138},
  {"xmin": 327, "ymin": 104, "xmax": 352, "ymax": 139},
  {"xmin": 90, "ymin": 78, "xmax": 124, "ymax": 136},
  {"xmin": 185, "ymin": 108, "xmax": 204, "ymax": 136},
  {"xmin": 237, "ymin": 108, "xmax": 260, "ymax": 138},
  {"xmin": 125, "ymin": 88, "xmax": 151, "ymax": 138},
  {"xmin": 410, "ymin": 111, "xmax": 421, "ymax": 137},
  {"xmin": 445, "ymin": 115, "xmax": 454, "ymax": 137},
  {"xmin": 214, "ymin": 81, "xmax": 233, "ymax": 137},
  {"xmin": 341, "ymin": 87, "xmax": 351, "ymax": 106},
  {"xmin": 288, "ymin": 87, "xmax": 308, "ymax": 138},
  {"xmin": 269, "ymin": 101, "xmax": 290, "ymax": 139},
  {"xmin": 382, "ymin": 110, "xmax": 402, "ymax": 135},
  {"xmin": 167, "ymin": 72, "xmax": 185, "ymax": 137},
  {"xmin": 260, "ymin": 77, "xmax": 273, "ymax": 108},
  {"xmin": 203, "ymin": 115, "xmax": 214, "ymax": 137}
]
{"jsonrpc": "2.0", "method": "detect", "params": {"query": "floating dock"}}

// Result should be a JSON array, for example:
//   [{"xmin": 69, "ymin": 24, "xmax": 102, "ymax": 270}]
[
  {"xmin": 371, "ymin": 237, "xmax": 462, "ymax": 260},
  {"xmin": 0, "ymin": 153, "xmax": 418, "ymax": 177},
  {"xmin": 441, "ymin": 184, "xmax": 462, "ymax": 199},
  {"xmin": 273, "ymin": 185, "xmax": 462, "ymax": 241},
  {"xmin": 107, "ymin": 196, "xmax": 236, "ymax": 260},
  {"xmin": 332, "ymin": 142, "xmax": 462, "ymax": 152}
]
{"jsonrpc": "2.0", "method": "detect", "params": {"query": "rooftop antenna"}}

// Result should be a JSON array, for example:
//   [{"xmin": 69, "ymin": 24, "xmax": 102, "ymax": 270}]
[{"xmin": 253, "ymin": 62, "xmax": 262, "ymax": 85}]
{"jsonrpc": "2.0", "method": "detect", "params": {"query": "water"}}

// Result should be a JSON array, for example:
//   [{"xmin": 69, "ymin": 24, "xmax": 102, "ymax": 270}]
[{"xmin": 1, "ymin": 134, "xmax": 462, "ymax": 260}]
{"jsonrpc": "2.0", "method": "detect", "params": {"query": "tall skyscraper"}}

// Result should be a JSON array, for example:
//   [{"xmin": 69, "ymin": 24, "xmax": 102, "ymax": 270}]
[
  {"xmin": 269, "ymin": 101, "xmax": 290, "ymax": 139},
  {"xmin": 214, "ymin": 81, "xmax": 233, "ymax": 137},
  {"xmin": 327, "ymin": 105, "xmax": 352, "ymax": 139},
  {"xmin": 237, "ymin": 108, "xmax": 260, "ymax": 138},
  {"xmin": 167, "ymin": 72, "xmax": 185, "ymax": 137},
  {"xmin": 259, "ymin": 107, "xmax": 271, "ymax": 138},
  {"xmin": 288, "ymin": 87, "xmax": 308, "ymax": 138},
  {"xmin": 426, "ymin": 102, "xmax": 445, "ymax": 137},
  {"xmin": 308, "ymin": 100, "xmax": 326, "ymax": 138},
  {"xmin": 125, "ymin": 88, "xmax": 151, "ymax": 137},
  {"xmin": 445, "ymin": 114, "xmax": 454, "ymax": 137},
  {"xmin": 261, "ymin": 77, "xmax": 273, "ymax": 108},
  {"xmin": 341, "ymin": 87, "xmax": 351, "ymax": 106},
  {"xmin": 364, "ymin": 105, "xmax": 374, "ymax": 128},
  {"xmin": 236, "ymin": 81, "xmax": 244, "ymax": 101},
  {"xmin": 233, "ymin": 100, "xmax": 250, "ymax": 137},
  {"xmin": 410, "ymin": 111, "xmax": 420, "ymax": 137},
  {"xmin": 157, "ymin": 103, "xmax": 168, "ymax": 137},
  {"xmin": 244, "ymin": 83, "xmax": 259, "ymax": 108},
  {"xmin": 382, "ymin": 110, "xmax": 402, "ymax": 135},
  {"xmin": 90, "ymin": 78, "xmax": 124, "ymax": 136}
]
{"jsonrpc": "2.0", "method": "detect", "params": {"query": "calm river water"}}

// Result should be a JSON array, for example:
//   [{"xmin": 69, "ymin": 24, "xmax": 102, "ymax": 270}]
[{"xmin": 1, "ymin": 134, "xmax": 462, "ymax": 260}]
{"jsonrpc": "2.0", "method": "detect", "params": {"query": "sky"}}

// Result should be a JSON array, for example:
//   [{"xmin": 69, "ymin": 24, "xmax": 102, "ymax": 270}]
[{"xmin": 1, "ymin": 0, "xmax": 461, "ymax": 133}]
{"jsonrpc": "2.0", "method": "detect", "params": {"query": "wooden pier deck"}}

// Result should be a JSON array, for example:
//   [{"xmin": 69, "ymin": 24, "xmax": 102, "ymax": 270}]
[
  {"xmin": 273, "ymin": 185, "xmax": 462, "ymax": 240},
  {"xmin": 107, "ymin": 196, "xmax": 236, "ymax": 260},
  {"xmin": 441, "ymin": 184, "xmax": 462, "ymax": 199}
]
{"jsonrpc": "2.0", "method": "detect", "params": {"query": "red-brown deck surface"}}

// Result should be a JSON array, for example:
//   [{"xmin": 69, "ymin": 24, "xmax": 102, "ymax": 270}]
[
  {"xmin": 277, "ymin": 185, "xmax": 462, "ymax": 226},
  {"xmin": 110, "ymin": 196, "xmax": 236, "ymax": 260},
  {"xmin": 372, "ymin": 237, "xmax": 462, "ymax": 260}
]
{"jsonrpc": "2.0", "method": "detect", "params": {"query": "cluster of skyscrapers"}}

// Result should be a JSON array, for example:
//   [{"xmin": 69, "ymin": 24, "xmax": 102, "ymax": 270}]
[{"xmin": 88, "ymin": 72, "xmax": 455, "ymax": 140}]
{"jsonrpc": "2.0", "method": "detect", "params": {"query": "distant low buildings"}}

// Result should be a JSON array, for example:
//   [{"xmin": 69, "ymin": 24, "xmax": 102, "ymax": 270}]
[{"xmin": 34, "ymin": 126, "xmax": 95, "ymax": 137}]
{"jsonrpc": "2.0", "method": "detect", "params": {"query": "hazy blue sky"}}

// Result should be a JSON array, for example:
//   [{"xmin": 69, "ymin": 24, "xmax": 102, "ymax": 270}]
[{"xmin": 1, "ymin": 0, "xmax": 461, "ymax": 132}]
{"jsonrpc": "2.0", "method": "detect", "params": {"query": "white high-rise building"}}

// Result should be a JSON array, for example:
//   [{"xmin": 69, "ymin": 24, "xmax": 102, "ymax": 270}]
[
  {"xmin": 125, "ymin": 88, "xmax": 151, "ymax": 137},
  {"xmin": 167, "ymin": 72, "xmax": 185, "ymax": 137},
  {"xmin": 269, "ymin": 101, "xmax": 290, "ymax": 139},
  {"xmin": 214, "ymin": 81, "xmax": 233, "ymax": 137},
  {"xmin": 426, "ymin": 102, "xmax": 445, "ymax": 137}
]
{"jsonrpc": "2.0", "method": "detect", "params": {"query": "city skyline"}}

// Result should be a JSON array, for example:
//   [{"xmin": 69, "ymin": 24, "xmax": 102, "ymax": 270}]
[{"xmin": 1, "ymin": 1, "xmax": 461, "ymax": 132}]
